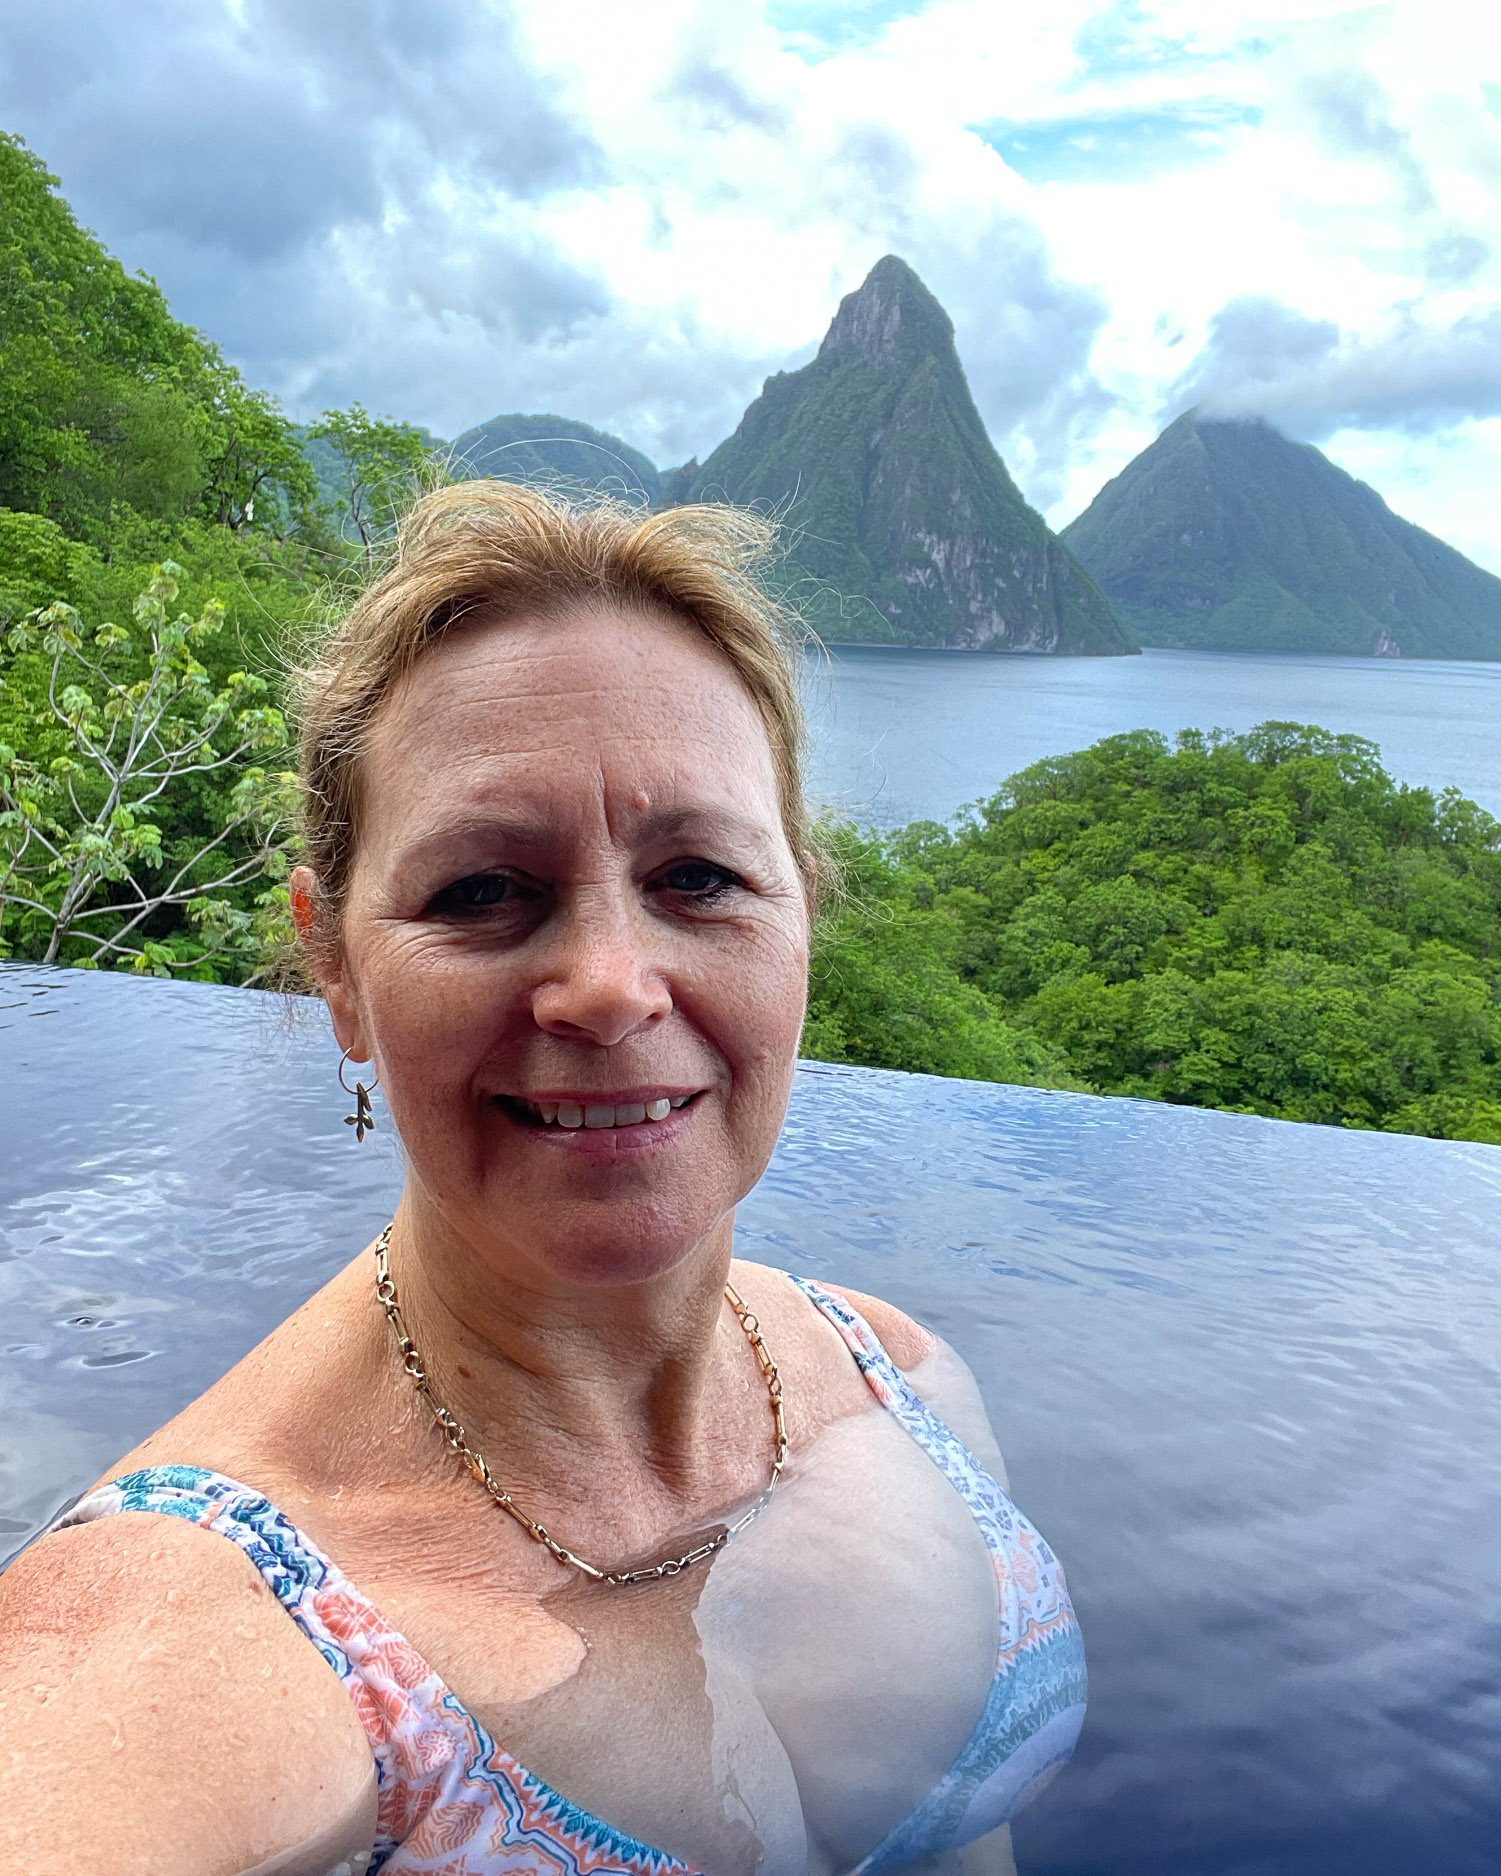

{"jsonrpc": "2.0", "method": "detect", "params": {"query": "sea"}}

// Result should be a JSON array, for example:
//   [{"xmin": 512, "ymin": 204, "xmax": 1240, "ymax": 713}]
[{"xmin": 804, "ymin": 645, "xmax": 1501, "ymax": 828}]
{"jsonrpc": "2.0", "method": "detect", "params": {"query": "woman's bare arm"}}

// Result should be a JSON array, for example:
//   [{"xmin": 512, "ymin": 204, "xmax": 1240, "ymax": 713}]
[{"xmin": 0, "ymin": 1512, "xmax": 376, "ymax": 1876}]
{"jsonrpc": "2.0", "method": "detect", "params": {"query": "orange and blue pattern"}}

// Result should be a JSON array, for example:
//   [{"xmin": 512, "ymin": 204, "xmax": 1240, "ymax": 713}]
[
  {"xmin": 58, "ymin": 1463, "xmax": 694, "ymax": 1874},
  {"xmin": 56, "ymin": 1280, "xmax": 1085, "ymax": 1874}
]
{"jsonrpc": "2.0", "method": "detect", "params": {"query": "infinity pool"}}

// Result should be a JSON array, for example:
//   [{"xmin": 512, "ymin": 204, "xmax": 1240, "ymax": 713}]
[{"xmin": 3, "ymin": 964, "xmax": 1499, "ymax": 1874}]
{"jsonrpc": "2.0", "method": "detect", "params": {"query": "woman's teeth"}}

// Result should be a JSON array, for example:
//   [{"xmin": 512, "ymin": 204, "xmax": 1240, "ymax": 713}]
[{"xmin": 522, "ymin": 1096, "xmax": 692, "ymax": 1130}]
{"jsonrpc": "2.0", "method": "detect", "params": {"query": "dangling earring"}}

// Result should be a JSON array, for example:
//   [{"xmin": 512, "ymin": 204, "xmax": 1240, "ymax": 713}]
[{"xmin": 339, "ymin": 1050, "xmax": 379, "ymax": 1143}]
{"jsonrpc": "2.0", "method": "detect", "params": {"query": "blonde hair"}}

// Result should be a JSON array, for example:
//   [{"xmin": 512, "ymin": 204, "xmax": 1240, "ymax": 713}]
[{"xmin": 293, "ymin": 480, "xmax": 815, "ymax": 930}]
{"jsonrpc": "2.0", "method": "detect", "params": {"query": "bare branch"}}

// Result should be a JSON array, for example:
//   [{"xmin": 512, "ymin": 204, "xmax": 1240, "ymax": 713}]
[
  {"xmin": 78, "ymin": 820, "xmax": 276, "ymax": 955},
  {"xmin": 1, "ymin": 821, "xmax": 64, "ymax": 865},
  {"xmin": 0, "ymin": 889, "xmax": 60, "ymax": 917}
]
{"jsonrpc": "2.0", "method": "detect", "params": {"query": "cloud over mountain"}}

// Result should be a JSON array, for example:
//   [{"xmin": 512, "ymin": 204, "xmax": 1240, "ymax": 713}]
[
  {"xmin": 2, "ymin": 0, "xmax": 1500, "ymax": 568},
  {"xmin": 1174, "ymin": 297, "xmax": 1501, "ymax": 440}
]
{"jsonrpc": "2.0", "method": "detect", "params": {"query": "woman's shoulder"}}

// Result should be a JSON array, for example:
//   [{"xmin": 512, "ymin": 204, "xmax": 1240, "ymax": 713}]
[
  {"xmin": 731, "ymin": 1258, "xmax": 937, "ymax": 1370},
  {"xmin": 809, "ymin": 1280, "xmax": 938, "ymax": 1371},
  {"xmin": 733, "ymin": 1259, "xmax": 1008, "ymax": 1482},
  {"xmin": 0, "ymin": 1507, "xmax": 375, "ymax": 1874}
]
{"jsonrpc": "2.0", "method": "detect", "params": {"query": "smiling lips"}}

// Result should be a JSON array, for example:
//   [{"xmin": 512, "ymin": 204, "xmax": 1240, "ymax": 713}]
[{"xmin": 503, "ymin": 1094, "xmax": 697, "ymax": 1131}]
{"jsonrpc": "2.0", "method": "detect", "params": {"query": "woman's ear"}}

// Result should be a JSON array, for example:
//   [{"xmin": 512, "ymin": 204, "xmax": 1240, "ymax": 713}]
[
  {"xmin": 290, "ymin": 866, "xmax": 367, "ymax": 1058},
  {"xmin": 288, "ymin": 865, "xmax": 321, "ymax": 947},
  {"xmin": 800, "ymin": 848, "xmax": 821, "ymax": 920}
]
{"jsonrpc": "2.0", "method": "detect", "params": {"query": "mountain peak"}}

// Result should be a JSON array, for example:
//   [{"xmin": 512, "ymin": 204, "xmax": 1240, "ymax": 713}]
[
  {"xmin": 676, "ymin": 259, "xmax": 1131, "ymax": 654},
  {"xmin": 449, "ymin": 412, "xmax": 660, "ymax": 502},
  {"xmin": 818, "ymin": 254, "xmax": 954, "ymax": 369},
  {"xmin": 1062, "ymin": 411, "xmax": 1501, "ymax": 658}
]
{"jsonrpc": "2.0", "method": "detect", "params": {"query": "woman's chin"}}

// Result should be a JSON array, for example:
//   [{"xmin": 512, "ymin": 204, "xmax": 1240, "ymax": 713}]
[
  {"xmin": 528, "ymin": 1232, "xmax": 715, "ymax": 1289},
  {"xmin": 452, "ymin": 1187, "xmax": 730, "ymax": 1290}
]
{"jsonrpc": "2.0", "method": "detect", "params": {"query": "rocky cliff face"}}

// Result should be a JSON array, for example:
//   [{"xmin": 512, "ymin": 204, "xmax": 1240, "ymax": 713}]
[
  {"xmin": 678, "ymin": 257, "xmax": 1134, "ymax": 654},
  {"xmin": 1062, "ymin": 411, "xmax": 1501, "ymax": 659}
]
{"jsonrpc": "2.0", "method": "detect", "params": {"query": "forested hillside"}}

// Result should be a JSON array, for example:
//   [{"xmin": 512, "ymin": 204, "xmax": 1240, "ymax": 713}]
[
  {"xmin": 451, "ymin": 413, "xmax": 661, "ymax": 504},
  {"xmin": 808, "ymin": 724, "xmax": 1501, "ymax": 1144},
  {"xmin": 1063, "ymin": 411, "xmax": 1501, "ymax": 658},
  {"xmin": 0, "ymin": 134, "xmax": 317, "ymax": 549},
  {"xmin": 0, "ymin": 134, "xmax": 439, "ymax": 978}
]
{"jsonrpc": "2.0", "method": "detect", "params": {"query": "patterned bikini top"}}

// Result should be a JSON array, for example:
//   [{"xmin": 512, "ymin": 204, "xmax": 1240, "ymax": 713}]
[{"xmin": 56, "ymin": 1277, "xmax": 1087, "ymax": 1875}]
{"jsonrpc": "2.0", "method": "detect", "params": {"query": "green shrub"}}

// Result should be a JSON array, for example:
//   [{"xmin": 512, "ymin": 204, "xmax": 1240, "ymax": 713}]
[{"xmin": 806, "ymin": 726, "xmax": 1501, "ymax": 1146}]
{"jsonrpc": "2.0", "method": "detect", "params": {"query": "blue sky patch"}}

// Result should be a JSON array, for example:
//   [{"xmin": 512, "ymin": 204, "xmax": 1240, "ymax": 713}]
[
  {"xmin": 767, "ymin": 0, "xmax": 932, "ymax": 62},
  {"xmin": 1070, "ymin": 1, "xmax": 1272, "ymax": 88},
  {"xmin": 976, "ymin": 101, "xmax": 1263, "ymax": 185}
]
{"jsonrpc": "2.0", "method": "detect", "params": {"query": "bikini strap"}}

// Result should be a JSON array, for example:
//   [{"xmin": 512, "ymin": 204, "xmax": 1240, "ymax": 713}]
[
  {"xmin": 51, "ymin": 1466, "xmax": 701, "ymax": 1875},
  {"xmin": 789, "ymin": 1275, "xmax": 1026, "ymax": 1557},
  {"xmin": 56, "ymin": 1467, "xmax": 363, "ymax": 1681},
  {"xmin": 55, "ymin": 1467, "xmax": 430, "ymax": 1867},
  {"xmin": 789, "ymin": 1279, "xmax": 1088, "ymax": 1876}
]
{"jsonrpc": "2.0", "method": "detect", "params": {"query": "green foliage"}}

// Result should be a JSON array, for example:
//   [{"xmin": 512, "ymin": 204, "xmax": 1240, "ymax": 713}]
[
  {"xmin": 0, "ymin": 508, "xmax": 103, "ymax": 625},
  {"xmin": 1061, "ymin": 411, "xmax": 1501, "ymax": 659},
  {"xmin": 0, "ymin": 133, "xmax": 315, "ymax": 545},
  {"xmin": 804, "ymin": 821, "xmax": 1083, "ymax": 1086},
  {"xmin": 307, "ymin": 404, "xmax": 446, "ymax": 552},
  {"xmin": 197, "ymin": 377, "xmax": 320, "ymax": 536},
  {"xmin": 0, "ymin": 146, "xmax": 429, "ymax": 986},
  {"xmin": 0, "ymin": 511, "xmax": 324, "ymax": 766},
  {"xmin": 0, "ymin": 563, "xmax": 296, "ymax": 977},
  {"xmin": 807, "ymin": 724, "xmax": 1501, "ymax": 1145}
]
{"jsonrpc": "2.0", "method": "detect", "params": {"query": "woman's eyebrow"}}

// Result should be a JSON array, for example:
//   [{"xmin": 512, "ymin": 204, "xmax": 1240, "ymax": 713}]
[
  {"xmin": 630, "ymin": 803, "xmax": 774, "ymax": 850},
  {"xmin": 392, "ymin": 815, "xmax": 555, "ymax": 869},
  {"xmin": 391, "ymin": 803, "xmax": 772, "ymax": 869}
]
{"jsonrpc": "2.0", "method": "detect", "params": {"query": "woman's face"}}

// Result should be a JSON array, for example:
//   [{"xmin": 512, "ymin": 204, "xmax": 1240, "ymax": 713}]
[{"xmin": 303, "ymin": 605, "xmax": 810, "ymax": 1289}]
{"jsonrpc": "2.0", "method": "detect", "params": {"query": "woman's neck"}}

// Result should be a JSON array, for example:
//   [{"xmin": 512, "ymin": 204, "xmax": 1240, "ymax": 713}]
[{"xmin": 379, "ymin": 1189, "xmax": 744, "ymax": 1510}]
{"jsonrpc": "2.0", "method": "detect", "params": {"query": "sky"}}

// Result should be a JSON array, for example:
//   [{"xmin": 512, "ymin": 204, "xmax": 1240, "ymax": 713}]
[{"xmin": 5, "ymin": 0, "xmax": 1501, "ymax": 568}]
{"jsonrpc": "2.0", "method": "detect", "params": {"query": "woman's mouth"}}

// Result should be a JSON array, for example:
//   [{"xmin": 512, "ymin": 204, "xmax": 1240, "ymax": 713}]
[{"xmin": 495, "ymin": 1092, "xmax": 700, "ymax": 1131}]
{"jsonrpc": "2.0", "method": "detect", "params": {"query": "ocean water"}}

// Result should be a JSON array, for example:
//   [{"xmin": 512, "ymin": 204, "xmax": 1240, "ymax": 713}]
[
  {"xmin": 3, "ymin": 963, "xmax": 1499, "ymax": 1874},
  {"xmin": 805, "ymin": 646, "xmax": 1501, "ymax": 828}
]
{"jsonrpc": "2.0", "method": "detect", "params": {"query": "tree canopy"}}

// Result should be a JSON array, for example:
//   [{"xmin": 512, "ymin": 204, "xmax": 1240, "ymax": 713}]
[
  {"xmin": 808, "ymin": 725, "xmax": 1501, "ymax": 1143},
  {"xmin": 0, "ymin": 133, "xmax": 315, "ymax": 544}
]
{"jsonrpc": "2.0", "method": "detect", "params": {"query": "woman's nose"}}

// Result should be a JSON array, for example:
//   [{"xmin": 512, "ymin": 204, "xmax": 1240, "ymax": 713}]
[{"xmin": 530, "ymin": 894, "xmax": 672, "ymax": 1047}]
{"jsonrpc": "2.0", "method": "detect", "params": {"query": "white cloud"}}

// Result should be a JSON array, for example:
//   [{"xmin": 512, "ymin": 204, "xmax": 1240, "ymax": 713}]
[
  {"xmin": 1, "ymin": 0, "xmax": 1498, "ymax": 565},
  {"xmin": 1174, "ymin": 295, "xmax": 1501, "ymax": 436}
]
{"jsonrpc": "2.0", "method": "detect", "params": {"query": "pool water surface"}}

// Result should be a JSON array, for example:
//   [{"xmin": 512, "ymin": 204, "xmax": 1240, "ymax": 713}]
[{"xmin": 2, "ymin": 964, "xmax": 1499, "ymax": 1875}]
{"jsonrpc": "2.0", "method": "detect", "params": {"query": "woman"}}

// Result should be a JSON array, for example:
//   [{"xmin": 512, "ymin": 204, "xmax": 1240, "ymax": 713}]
[{"xmin": 0, "ymin": 486, "xmax": 1085, "ymax": 1876}]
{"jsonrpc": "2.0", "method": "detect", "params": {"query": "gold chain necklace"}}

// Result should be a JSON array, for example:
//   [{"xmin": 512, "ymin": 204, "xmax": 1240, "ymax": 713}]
[{"xmin": 372, "ymin": 1225, "xmax": 789, "ymax": 1587}]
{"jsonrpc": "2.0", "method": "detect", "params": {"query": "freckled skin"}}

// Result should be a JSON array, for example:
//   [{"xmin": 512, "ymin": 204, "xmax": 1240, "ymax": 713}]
[{"xmin": 312, "ymin": 604, "xmax": 812, "ymax": 1305}]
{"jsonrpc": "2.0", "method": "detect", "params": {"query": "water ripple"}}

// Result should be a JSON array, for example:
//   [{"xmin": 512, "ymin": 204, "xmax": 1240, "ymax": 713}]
[{"xmin": 2, "ymin": 964, "xmax": 1499, "ymax": 1873}]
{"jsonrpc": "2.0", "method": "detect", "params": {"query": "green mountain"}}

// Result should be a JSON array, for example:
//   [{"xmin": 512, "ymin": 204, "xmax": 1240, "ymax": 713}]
[
  {"xmin": 451, "ymin": 413, "xmax": 660, "ymax": 504},
  {"xmin": 1062, "ymin": 410, "xmax": 1501, "ymax": 659},
  {"xmin": 676, "ymin": 256, "xmax": 1134, "ymax": 653}
]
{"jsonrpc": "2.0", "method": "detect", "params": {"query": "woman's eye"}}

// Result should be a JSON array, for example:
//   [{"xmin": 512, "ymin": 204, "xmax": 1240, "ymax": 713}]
[
  {"xmin": 429, "ymin": 873, "xmax": 532, "ymax": 916},
  {"xmin": 655, "ymin": 860, "xmax": 742, "ymax": 899}
]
